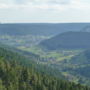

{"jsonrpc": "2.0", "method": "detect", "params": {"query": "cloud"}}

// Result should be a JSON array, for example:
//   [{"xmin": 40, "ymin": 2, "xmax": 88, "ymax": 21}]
[
  {"xmin": 0, "ymin": 0, "xmax": 75, "ymax": 10},
  {"xmin": 0, "ymin": 0, "xmax": 70, "ymax": 10},
  {"xmin": 14, "ymin": 0, "xmax": 71, "ymax": 4},
  {"xmin": 70, "ymin": 0, "xmax": 90, "ymax": 10},
  {"xmin": 0, "ymin": 0, "xmax": 89, "ymax": 10},
  {"xmin": 1, "ymin": 0, "xmax": 90, "ymax": 23}
]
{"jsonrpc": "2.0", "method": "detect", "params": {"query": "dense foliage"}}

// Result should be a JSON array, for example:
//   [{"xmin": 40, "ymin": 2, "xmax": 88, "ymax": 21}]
[
  {"xmin": 0, "ymin": 54, "xmax": 90, "ymax": 90},
  {"xmin": 0, "ymin": 45, "xmax": 65, "ymax": 79}
]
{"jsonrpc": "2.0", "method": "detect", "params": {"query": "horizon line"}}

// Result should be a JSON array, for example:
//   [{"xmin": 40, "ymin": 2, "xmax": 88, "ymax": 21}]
[{"xmin": 1, "ymin": 22, "xmax": 90, "ymax": 24}]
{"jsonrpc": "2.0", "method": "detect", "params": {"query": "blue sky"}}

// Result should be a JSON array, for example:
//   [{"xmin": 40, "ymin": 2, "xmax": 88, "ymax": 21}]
[{"xmin": 0, "ymin": 0, "xmax": 90, "ymax": 23}]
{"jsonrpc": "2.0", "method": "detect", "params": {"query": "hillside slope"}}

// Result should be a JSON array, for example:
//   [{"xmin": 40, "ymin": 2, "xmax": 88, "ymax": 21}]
[
  {"xmin": 0, "ymin": 47, "xmax": 89, "ymax": 90},
  {"xmin": 68, "ymin": 49, "xmax": 90, "ymax": 78},
  {"xmin": 56, "ymin": 49, "xmax": 90, "ymax": 85},
  {"xmin": 40, "ymin": 31, "xmax": 90, "ymax": 50}
]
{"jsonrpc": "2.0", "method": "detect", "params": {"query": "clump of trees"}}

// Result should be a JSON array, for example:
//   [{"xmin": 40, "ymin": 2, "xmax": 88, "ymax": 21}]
[
  {"xmin": 0, "ymin": 46, "xmax": 89, "ymax": 90},
  {"xmin": 0, "ymin": 57, "xmax": 89, "ymax": 90}
]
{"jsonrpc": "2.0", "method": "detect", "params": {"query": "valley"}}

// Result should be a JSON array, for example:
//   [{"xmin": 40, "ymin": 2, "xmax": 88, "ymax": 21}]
[
  {"xmin": 0, "ymin": 44, "xmax": 88, "ymax": 90},
  {"xmin": 0, "ymin": 34, "xmax": 88, "ymax": 85},
  {"xmin": 0, "ymin": 35, "xmax": 50, "ymax": 47},
  {"xmin": 0, "ymin": 23, "xmax": 90, "ymax": 89},
  {"xmin": 1, "ymin": 0, "xmax": 90, "ymax": 88}
]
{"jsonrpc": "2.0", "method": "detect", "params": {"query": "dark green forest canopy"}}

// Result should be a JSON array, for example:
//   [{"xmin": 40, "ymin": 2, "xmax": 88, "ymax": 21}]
[
  {"xmin": 0, "ymin": 45, "xmax": 89, "ymax": 90},
  {"xmin": 0, "ymin": 44, "xmax": 65, "ymax": 78}
]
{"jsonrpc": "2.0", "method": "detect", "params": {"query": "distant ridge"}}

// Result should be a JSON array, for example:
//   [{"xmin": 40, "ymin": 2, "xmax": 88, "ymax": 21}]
[
  {"xmin": 40, "ymin": 31, "xmax": 90, "ymax": 50},
  {"xmin": 1, "ymin": 23, "xmax": 90, "ymax": 36},
  {"xmin": 81, "ymin": 26, "xmax": 90, "ymax": 32}
]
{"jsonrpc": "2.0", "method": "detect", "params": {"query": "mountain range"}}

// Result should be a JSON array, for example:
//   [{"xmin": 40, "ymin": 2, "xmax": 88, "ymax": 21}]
[
  {"xmin": 0, "ymin": 23, "xmax": 90, "ymax": 89},
  {"xmin": 0, "ymin": 23, "xmax": 90, "ymax": 36}
]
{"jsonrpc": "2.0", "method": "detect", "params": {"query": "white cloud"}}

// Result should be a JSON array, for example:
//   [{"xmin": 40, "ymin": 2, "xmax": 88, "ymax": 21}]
[
  {"xmin": 70, "ymin": 0, "xmax": 90, "ymax": 10},
  {"xmin": 0, "ymin": 0, "xmax": 90, "ymax": 23},
  {"xmin": 0, "ymin": 0, "xmax": 68, "ymax": 10},
  {"xmin": 0, "ymin": 0, "xmax": 90, "ymax": 11},
  {"xmin": 14, "ymin": 0, "xmax": 71, "ymax": 4}
]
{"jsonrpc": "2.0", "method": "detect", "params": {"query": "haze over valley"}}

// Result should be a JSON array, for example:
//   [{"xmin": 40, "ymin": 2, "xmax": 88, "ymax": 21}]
[{"xmin": 0, "ymin": 23, "xmax": 90, "ymax": 89}]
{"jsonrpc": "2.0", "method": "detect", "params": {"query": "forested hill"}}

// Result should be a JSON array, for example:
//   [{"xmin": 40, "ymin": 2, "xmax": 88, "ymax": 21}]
[
  {"xmin": 70, "ymin": 49, "xmax": 90, "ymax": 65},
  {"xmin": 0, "ymin": 44, "xmax": 65, "ymax": 79},
  {"xmin": 40, "ymin": 31, "xmax": 90, "ymax": 50},
  {"xmin": 0, "ymin": 46, "xmax": 89, "ymax": 90},
  {"xmin": 0, "ymin": 23, "xmax": 90, "ymax": 36},
  {"xmin": 63, "ymin": 49, "xmax": 90, "ymax": 83}
]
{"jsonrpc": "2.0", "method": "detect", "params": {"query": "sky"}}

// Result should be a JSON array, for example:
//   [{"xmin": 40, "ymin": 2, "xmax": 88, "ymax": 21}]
[{"xmin": 0, "ymin": 0, "xmax": 90, "ymax": 23}]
